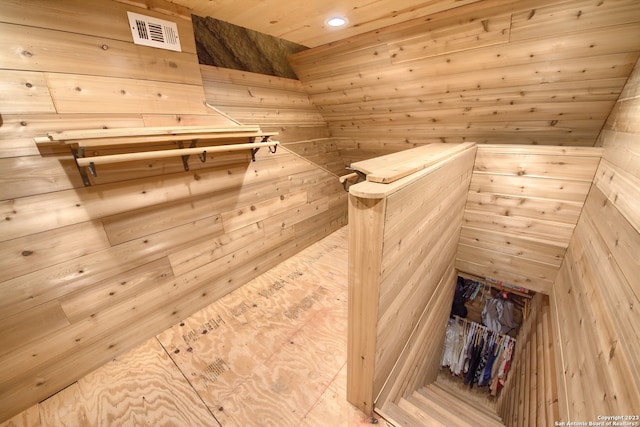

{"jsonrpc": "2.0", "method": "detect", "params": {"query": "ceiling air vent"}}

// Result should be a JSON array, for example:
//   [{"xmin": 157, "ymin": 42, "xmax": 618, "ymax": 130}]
[{"xmin": 127, "ymin": 11, "xmax": 182, "ymax": 52}]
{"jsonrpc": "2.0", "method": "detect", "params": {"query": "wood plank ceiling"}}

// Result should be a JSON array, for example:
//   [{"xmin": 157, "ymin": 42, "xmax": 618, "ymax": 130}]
[
  {"xmin": 168, "ymin": 0, "xmax": 478, "ymax": 48},
  {"xmin": 171, "ymin": 0, "xmax": 640, "ymax": 147}
]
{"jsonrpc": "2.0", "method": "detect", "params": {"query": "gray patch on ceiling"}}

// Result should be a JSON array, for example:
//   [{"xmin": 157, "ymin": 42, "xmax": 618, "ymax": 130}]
[{"xmin": 192, "ymin": 15, "xmax": 308, "ymax": 80}]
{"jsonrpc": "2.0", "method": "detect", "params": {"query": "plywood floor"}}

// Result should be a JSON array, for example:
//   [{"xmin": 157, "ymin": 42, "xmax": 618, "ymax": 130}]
[{"xmin": 2, "ymin": 226, "xmax": 384, "ymax": 427}]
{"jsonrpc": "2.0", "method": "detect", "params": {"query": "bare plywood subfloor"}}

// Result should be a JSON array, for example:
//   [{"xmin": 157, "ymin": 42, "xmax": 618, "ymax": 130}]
[{"xmin": 2, "ymin": 226, "xmax": 383, "ymax": 427}]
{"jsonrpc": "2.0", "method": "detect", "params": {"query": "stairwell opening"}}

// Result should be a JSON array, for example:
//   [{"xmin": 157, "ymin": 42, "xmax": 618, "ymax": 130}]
[
  {"xmin": 439, "ymin": 272, "xmax": 532, "ymax": 408},
  {"xmin": 432, "ymin": 271, "xmax": 558, "ymax": 426}
]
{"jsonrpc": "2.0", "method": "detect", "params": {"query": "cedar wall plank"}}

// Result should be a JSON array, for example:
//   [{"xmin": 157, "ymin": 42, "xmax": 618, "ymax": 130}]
[
  {"xmin": 0, "ymin": 221, "xmax": 111, "ymax": 283},
  {"xmin": 296, "ymin": 48, "xmax": 637, "ymax": 97},
  {"xmin": 0, "ymin": 23, "xmax": 202, "ymax": 85},
  {"xmin": 202, "ymin": 80, "xmax": 315, "ymax": 109},
  {"xmin": 200, "ymin": 65, "xmax": 345, "ymax": 173},
  {"xmin": 84, "ymin": 152, "xmax": 253, "ymax": 186},
  {"xmin": 469, "ymin": 173, "xmax": 593, "ymax": 203},
  {"xmin": 551, "ymin": 58, "xmax": 640, "ymax": 421},
  {"xmin": 0, "ymin": 156, "xmax": 83, "ymax": 199},
  {"xmin": 58, "ymin": 257, "xmax": 176, "ymax": 322},
  {"xmin": 458, "ymin": 226, "xmax": 565, "ymax": 267},
  {"xmin": 220, "ymin": 189, "xmax": 308, "ymax": 232},
  {"xmin": 289, "ymin": 0, "xmax": 640, "ymax": 151},
  {"xmin": 473, "ymin": 151, "xmax": 602, "ymax": 181},
  {"xmin": 377, "ymin": 262, "xmax": 457, "ymax": 409},
  {"xmin": 0, "ymin": 0, "xmax": 196, "ymax": 53},
  {"xmin": 0, "ymin": 70, "xmax": 56, "ymax": 115},
  {"xmin": 0, "ymin": 114, "xmax": 145, "ymax": 158},
  {"xmin": 0, "ymin": 301, "xmax": 70, "ymax": 354},
  {"xmin": 510, "ymin": 0, "xmax": 640, "ymax": 41},
  {"xmin": 169, "ymin": 223, "xmax": 263, "ymax": 277},
  {"xmin": 141, "ymin": 113, "xmax": 239, "ymax": 128},
  {"xmin": 575, "ymin": 210, "xmax": 640, "ymax": 389},
  {"xmin": 0, "ymin": 0, "xmax": 347, "ymax": 421},
  {"xmin": 44, "ymin": 73, "xmax": 210, "ymax": 115},
  {"xmin": 456, "ymin": 144, "xmax": 602, "ymax": 295},
  {"xmin": 463, "ymin": 192, "xmax": 583, "ymax": 225},
  {"xmin": 462, "ymin": 209, "xmax": 575, "ymax": 243},
  {"xmin": 388, "ymin": 13, "xmax": 512, "ymax": 64},
  {"xmin": 283, "ymin": 139, "xmax": 347, "ymax": 176},
  {"xmin": 376, "ymin": 195, "xmax": 466, "ymax": 383},
  {"xmin": 0, "ymin": 154, "xmax": 316, "ymax": 243},
  {"xmin": 0, "ymin": 215, "xmax": 223, "ymax": 321}
]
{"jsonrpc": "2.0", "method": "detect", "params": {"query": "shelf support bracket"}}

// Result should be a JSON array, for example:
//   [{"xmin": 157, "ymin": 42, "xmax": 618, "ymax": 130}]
[
  {"xmin": 178, "ymin": 140, "xmax": 198, "ymax": 171},
  {"xmin": 251, "ymin": 136, "xmax": 277, "ymax": 161},
  {"xmin": 340, "ymin": 167, "xmax": 366, "ymax": 192},
  {"xmin": 71, "ymin": 145, "xmax": 93, "ymax": 186}
]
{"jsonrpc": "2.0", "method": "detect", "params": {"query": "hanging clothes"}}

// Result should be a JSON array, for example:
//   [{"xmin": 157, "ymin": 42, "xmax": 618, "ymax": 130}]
[
  {"xmin": 482, "ymin": 296, "xmax": 517, "ymax": 334},
  {"xmin": 440, "ymin": 315, "xmax": 516, "ymax": 395},
  {"xmin": 450, "ymin": 277, "xmax": 469, "ymax": 318}
]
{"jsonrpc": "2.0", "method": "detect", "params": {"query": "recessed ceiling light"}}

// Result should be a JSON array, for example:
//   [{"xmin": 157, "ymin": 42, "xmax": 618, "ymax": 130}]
[{"xmin": 327, "ymin": 16, "xmax": 348, "ymax": 27}]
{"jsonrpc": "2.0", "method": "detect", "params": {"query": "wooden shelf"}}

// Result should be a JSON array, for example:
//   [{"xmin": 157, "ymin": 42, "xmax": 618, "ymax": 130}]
[
  {"xmin": 457, "ymin": 271, "xmax": 534, "ymax": 299},
  {"xmin": 34, "ymin": 125, "xmax": 279, "ymax": 186}
]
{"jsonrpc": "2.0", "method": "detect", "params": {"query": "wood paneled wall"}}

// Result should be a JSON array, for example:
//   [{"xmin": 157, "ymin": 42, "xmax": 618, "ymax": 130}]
[
  {"xmin": 550, "ymin": 58, "xmax": 640, "ymax": 420},
  {"xmin": 199, "ymin": 65, "xmax": 349, "ymax": 176},
  {"xmin": 0, "ymin": 0, "xmax": 347, "ymax": 421},
  {"xmin": 496, "ymin": 293, "xmax": 559, "ymax": 427},
  {"xmin": 455, "ymin": 145, "xmax": 602, "ymax": 294},
  {"xmin": 347, "ymin": 144, "xmax": 476, "ymax": 415},
  {"xmin": 289, "ymin": 0, "xmax": 640, "ymax": 157}
]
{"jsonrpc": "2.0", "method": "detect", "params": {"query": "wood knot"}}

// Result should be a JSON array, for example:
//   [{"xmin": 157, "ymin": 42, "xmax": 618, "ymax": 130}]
[
  {"xmin": 22, "ymin": 250, "xmax": 34, "ymax": 256},
  {"xmin": 609, "ymin": 340, "xmax": 617, "ymax": 359}
]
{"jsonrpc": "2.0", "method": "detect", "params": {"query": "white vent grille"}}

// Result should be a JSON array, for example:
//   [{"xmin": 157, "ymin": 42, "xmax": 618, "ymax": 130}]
[{"xmin": 127, "ymin": 11, "xmax": 181, "ymax": 52}]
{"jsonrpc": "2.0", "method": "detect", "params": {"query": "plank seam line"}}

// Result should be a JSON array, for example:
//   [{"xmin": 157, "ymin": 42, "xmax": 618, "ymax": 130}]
[
  {"xmin": 301, "ymin": 360, "xmax": 347, "ymax": 422},
  {"xmin": 154, "ymin": 336, "xmax": 222, "ymax": 425}
]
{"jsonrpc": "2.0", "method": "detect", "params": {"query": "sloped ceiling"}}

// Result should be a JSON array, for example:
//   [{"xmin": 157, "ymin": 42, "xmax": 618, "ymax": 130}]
[
  {"xmin": 171, "ymin": 0, "xmax": 640, "ymax": 147},
  {"xmin": 169, "ymin": 0, "xmax": 479, "ymax": 48},
  {"xmin": 285, "ymin": 0, "xmax": 640, "ymax": 147}
]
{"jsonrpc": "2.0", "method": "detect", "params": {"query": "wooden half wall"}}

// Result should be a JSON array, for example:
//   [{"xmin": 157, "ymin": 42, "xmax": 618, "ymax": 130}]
[
  {"xmin": 550, "ymin": 58, "xmax": 640, "ymax": 420},
  {"xmin": 346, "ymin": 143, "xmax": 476, "ymax": 415},
  {"xmin": 0, "ymin": 0, "xmax": 347, "ymax": 421},
  {"xmin": 456, "ymin": 144, "xmax": 602, "ymax": 293}
]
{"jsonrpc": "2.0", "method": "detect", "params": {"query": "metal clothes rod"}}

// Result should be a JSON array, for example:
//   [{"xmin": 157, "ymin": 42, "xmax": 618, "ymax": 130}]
[{"xmin": 452, "ymin": 315, "xmax": 516, "ymax": 343}]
